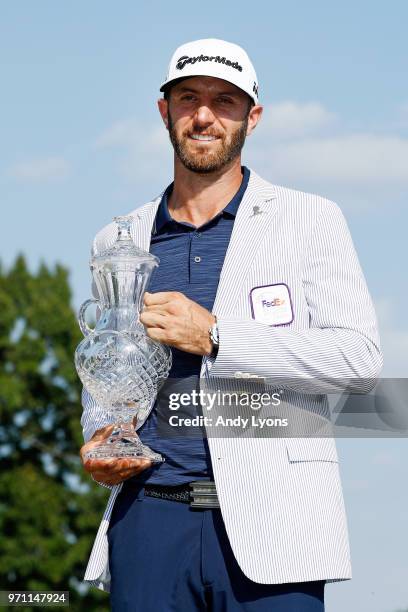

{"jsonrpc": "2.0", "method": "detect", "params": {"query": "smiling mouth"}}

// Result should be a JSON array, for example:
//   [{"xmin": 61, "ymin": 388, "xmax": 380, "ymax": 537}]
[{"xmin": 189, "ymin": 135, "xmax": 219, "ymax": 142}]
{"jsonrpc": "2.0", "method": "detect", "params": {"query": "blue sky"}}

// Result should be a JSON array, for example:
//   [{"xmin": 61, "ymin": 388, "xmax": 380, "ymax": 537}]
[{"xmin": 1, "ymin": 2, "xmax": 407, "ymax": 610}]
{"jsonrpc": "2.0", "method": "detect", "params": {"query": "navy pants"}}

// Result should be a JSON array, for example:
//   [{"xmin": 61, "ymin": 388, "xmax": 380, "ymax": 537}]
[{"xmin": 108, "ymin": 482, "xmax": 325, "ymax": 611}]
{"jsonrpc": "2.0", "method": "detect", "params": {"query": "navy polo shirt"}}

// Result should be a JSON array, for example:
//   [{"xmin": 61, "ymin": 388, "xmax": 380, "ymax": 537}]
[{"xmin": 134, "ymin": 166, "xmax": 251, "ymax": 486}]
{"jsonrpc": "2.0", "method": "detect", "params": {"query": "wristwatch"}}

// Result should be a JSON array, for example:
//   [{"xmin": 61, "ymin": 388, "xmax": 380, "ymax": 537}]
[{"xmin": 209, "ymin": 317, "xmax": 219, "ymax": 358}]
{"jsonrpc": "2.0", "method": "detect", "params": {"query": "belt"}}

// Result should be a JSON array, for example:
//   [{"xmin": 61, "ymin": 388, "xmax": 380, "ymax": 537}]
[{"xmin": 143, "ymin": 481, "xmax": 220, "ymax": 509}]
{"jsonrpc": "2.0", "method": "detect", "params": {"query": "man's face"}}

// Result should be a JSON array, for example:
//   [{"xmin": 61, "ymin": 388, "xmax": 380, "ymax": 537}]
[{"xmin": 158, "ymin": 76, "xmax": 262, "ymax": 173}]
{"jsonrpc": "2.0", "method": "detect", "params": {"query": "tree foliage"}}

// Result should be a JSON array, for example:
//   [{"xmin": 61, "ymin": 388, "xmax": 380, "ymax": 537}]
[{"xmin": 0, "ymin": 255, "xmax": 110, "ymax": 610}]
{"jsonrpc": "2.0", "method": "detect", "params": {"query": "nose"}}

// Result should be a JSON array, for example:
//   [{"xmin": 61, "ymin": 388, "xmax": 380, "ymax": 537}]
[{"xmin": 193, "ymin": 104, "xmax": 216, "ymax": 129}]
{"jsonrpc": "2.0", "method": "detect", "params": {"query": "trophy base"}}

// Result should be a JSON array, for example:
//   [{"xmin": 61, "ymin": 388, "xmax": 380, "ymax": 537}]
[{"xmin": 85, "ymin": 434, "xmax": 165, "ymax": 463}]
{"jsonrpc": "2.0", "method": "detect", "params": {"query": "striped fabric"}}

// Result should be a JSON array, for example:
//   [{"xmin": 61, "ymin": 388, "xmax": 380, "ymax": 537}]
[{"xmin": 81, "ymin": 168, "xmax": 383, "ymax": 592}]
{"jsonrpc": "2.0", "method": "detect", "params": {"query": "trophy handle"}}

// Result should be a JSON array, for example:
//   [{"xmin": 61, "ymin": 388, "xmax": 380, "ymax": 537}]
[{"xmin": 78, "ymin": 298, "xmax": 99, "ymax": 336}]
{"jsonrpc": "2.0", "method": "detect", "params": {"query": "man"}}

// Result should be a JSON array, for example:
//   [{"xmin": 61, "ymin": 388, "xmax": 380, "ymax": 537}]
[{"xmin": 80, "ymin": 38, "xmax": 383, "ymax": 611}]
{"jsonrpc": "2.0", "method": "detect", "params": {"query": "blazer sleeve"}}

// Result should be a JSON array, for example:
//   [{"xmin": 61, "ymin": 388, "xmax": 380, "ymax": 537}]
[
  {"xmin": 79, "ymin": 387, "xmax": 115, "ymax": 491},
  {"xmin": 80, "ymin": 387, "xmax": 112, "ymax": 444},
  {"xmin": 209, "ymin": 201, "xmax": 383, "ymax": 392}
]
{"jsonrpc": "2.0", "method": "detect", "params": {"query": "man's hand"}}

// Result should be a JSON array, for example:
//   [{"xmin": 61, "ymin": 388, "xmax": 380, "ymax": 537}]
[
  {"xmin": 140, "ymin": 291, "xmax": 215, "ymax": 356},
  {"xmin": 80, "ymin": 422, "xmax": 153, "ymax": 486}
]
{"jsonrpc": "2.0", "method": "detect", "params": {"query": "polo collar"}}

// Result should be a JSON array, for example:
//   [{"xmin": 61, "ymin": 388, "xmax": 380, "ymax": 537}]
[{"xmin": 153, "ymin": 165, "xmax": 251, "ymax": 234}]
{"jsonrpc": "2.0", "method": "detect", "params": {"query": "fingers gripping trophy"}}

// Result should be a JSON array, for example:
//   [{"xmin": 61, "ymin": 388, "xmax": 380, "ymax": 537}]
[{"xmin": 74, "ymin": 216, "xmax": 172, "ymax": 462}]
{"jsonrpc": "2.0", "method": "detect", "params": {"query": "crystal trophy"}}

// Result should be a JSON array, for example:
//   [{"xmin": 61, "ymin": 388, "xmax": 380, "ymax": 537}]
[{"xmin": 75, "ymin": 216, "xmax": 172, "ymax": 461}]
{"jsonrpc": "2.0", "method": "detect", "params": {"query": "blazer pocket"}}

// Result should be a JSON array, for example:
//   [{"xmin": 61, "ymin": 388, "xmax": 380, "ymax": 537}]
[{"xmin": 285, "ymin": 437, "xmax": 339, "ymax": 463}]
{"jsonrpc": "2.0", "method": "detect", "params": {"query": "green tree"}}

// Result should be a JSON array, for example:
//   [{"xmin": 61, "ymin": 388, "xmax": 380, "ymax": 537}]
[{"xmin": 0, "ymin": 255, "xmax": 110, "ymax": 611}]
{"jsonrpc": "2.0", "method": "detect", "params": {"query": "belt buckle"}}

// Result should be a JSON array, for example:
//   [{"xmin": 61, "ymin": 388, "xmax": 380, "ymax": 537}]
[{"xmin": 189, "ymin": 481, "xmax": 220, "ymax": 509}]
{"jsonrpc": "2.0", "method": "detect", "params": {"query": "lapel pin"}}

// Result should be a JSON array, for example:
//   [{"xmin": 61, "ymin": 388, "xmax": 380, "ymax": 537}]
[{"xmin": 250, "ymin": 205, "xmax": 266, "ymax": 217}]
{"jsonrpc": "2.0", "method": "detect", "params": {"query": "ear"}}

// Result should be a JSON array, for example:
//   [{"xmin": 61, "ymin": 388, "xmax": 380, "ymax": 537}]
[
  {"xmin": 246, "ymin": 104, "xmax": 263, "ymax": 137},
  {"xmin": 157, "ymin": 98, "xmax": 169, "ymax": 129}
]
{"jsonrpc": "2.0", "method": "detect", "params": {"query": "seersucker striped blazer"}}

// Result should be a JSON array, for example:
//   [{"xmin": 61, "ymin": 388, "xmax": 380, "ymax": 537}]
[{"xmin": 81, "ymin": 168, "xmax": 383, "ymax": 592}]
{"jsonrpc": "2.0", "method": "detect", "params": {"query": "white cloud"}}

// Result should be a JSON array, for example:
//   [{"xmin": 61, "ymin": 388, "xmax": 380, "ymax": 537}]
[
  {"xmin": 95, "ymin": 118, "xmax": 171, "ymax": 182},
  {"xmin": 96, "ymin": 118, "xmax": 141, "ymax": 148},
  {"xmin": 259, "ymin": 101, "xmax": 338, "ymax": 140},
  {"xmin": 96, "ymin": 118, "xmax": 169, "ymax": 155},
  {"xmin": 7, "ymin": 157, "xmax": 70, "ymax": 182},
  {"xmin": 248, "ymin": 131, "xmax": 408, "ymax": 184}
]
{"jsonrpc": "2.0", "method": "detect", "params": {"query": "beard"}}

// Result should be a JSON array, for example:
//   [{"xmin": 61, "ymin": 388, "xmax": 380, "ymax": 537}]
[{"xmin": 167, "ymin": 111, "xmax": 249, "ymax": 174}]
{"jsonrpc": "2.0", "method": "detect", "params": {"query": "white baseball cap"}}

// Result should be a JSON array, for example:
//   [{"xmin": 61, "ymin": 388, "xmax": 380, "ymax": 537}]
[{"xmin": 160, "ymin": 38, "xmax": 259, "ymax": 105}]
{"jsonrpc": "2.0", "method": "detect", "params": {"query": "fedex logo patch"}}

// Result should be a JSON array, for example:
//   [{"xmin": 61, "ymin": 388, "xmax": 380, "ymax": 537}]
[{"xmin": 250, "ymin": 283, "xmax": 294, "ymax": 326}]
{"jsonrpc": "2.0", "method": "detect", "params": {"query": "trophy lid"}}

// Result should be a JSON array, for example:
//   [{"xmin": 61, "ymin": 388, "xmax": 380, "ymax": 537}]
[{"xmin": 91, "ymin": 215, "xmax": 159, "ymax": 268}]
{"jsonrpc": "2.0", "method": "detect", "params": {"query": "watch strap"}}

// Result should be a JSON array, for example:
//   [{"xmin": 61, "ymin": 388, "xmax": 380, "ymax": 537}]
[{"xmin": 209, "ymin": 317, "xmax": 219, "ymax": 357}]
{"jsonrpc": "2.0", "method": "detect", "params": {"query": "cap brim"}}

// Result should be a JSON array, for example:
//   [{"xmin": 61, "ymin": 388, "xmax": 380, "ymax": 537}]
[
  {"xmin": 159, "ymin": 76, "xmax": 194, "ymax": 93},
  {"xmin": 159, "ymin": 74, "xmax": 256, "ymax": 105}
]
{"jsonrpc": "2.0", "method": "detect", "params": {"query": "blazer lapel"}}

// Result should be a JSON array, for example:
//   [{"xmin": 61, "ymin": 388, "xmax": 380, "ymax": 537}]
[
  {"xmin": 130, "ymin": 195, "xmax": 162, "ymax": 250},
  {"xmin": 211, "ymin": 169, "xmax": 279, "ymax": 318}
]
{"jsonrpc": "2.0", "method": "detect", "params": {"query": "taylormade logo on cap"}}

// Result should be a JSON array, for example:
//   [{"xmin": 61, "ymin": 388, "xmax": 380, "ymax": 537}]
[
  {"xmin": 175, "ymin": 54, "xmax": 243, "ymax": 73},
  {"xmin": 160, "ymin": 38, "xmax": 259, "ymax": 105}
]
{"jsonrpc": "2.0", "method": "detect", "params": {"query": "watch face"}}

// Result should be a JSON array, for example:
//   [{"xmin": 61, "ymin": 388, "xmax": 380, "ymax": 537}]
[{"xmin": 211, "ymin": 325, "xmax": 219, "ymax": 345}]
